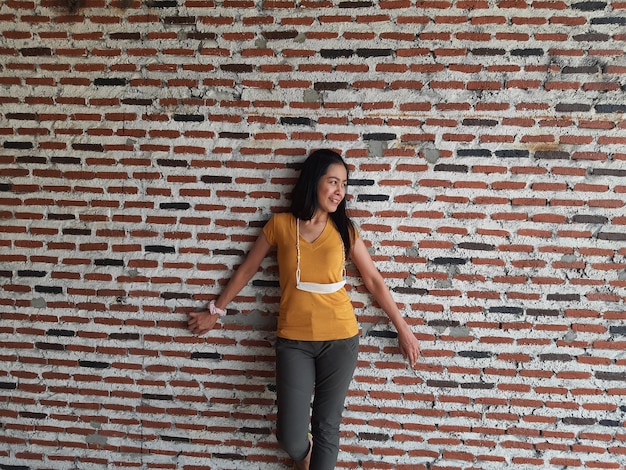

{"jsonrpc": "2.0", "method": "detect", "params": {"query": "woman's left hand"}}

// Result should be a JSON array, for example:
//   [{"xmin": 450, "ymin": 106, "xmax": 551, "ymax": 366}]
[{"xmin": 397, "ymin": 327, "xmax": 420, "ymax": 368}]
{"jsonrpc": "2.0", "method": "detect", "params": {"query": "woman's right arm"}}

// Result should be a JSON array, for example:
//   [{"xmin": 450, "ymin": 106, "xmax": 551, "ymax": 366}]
[{"xmin": 188, "ymin": 232, "xmax": 272, "ymax": 336}]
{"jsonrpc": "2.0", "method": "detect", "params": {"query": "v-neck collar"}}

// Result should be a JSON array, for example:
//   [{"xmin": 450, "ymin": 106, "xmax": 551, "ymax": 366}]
[{"xmin": 297, "ymin": 218, "xmax": 330, "ymax": 246}]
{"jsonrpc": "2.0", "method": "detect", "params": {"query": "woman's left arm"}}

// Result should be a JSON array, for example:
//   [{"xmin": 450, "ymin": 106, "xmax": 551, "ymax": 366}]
[{"xmin": 350, "ymin": 237, "xmax": 420, "ymax": 367}]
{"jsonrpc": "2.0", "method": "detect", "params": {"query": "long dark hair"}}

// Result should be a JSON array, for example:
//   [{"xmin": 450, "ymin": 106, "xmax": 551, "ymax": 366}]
[{"xmin": 290, "ymin": 149, "xmax": 356, "ymax": 256}]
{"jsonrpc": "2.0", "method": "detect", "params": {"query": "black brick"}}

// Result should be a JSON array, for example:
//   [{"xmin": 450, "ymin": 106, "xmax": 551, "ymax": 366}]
[
  {"xmin": 252, "ymin": 279, "xmax": 280, "ymax": 288},
  {"xmin": 511, "ymin": 48, "xmax": 544, "ymax": 57},
  {"xmin": 21, "ymin": 47, "xmax": 52, "ymax": 56},
  {"xmin": 489, "ymin": 306, "xmax": 524, "ymax": 315},
  {"xmin": 0, "ymin": 184, "xmax": 12, "ymax": 191},
  {"xmin": 572, "ymin": 1, "xmax": 607, "ymax": 10},
  {"xmin": 527, "ymin": 308, "xmax": 560, "ymax": 317},
  {"xmin": 94, "ymin": 78, "xmax": 127, "ymax": 86},
  {"xmin": 539, "ymin": 354, "xmax": 573, "ymax": 362},
  {"xmin": 471, "ymin": 48, "xmax": 506, "ymax": 56},
  {"xmin": 356, "ymin": 48, "xmax": 393, "ymax": 58},
  {"xmin": 428, "ymin": 320, "xmax": 461, "ymax": 328},
  {"xmin": 201, "ymin": 175, "xmax": 232, "ymax": 184},
  {"xmin": 191, "ymin": 352, "xmax": 221, "ymax": 360},
  {"xmin": 572, "ymin": 215, "xmax": 608, "ymax": 224},
  {"xmin": 48, "ymin": 213, "xmax": 75, "ymax": 220},
  {"xmin": 161, "ymin": 292, "xmax": 192, "ymax": 300},
  {"xmin": 5, "ymin": 113, "xmax": 37, "ymax": 120},
  {"xmin": 47, "ymin": 329, "xmax": 75, "ymax": 337},
  {"xmin": 279, "ymin": 117, "xmax": 314, "ymax": 126},
  {"xmin": 597, "ymin": 232, "xmax": 626, "ymax": 241},
  {"xmin": 18, "ymin": 270, "xmax": 46, "ymax": 277},
  {"xmin": 562, "ymin": 417, "xmax": 596, "ymax": 425},
  {"xmin": 363, "ymin": 133, "xmax": 396, "ymax": 141},
  {"xmin": 187, "ymin": 32, "xmax": 217, "ymax": 40},
  {"xmin": 357, "ymin": 194, "xmax": 389, "ymax": 202},
  {"xmin": 94, "ymin": 259, "xmax": 124, "ymax": 267},
  {"xmin": 592, "ymin": 17, "xmax": 626, "ymax": 25},
  {"xmin": 164, "ymin": 16, "xmax": 195, "ymax": 24},
  {"xmin": 434, "ymin": 164, "xmax": 468, "ymax": 173},
  {"xmin": 461, "ymin": 382, "xmax": 494, "ymax": 389},
  {"xmin": 458, "ymin": 149, "xmax": 492, "ymax": 157},
  {"xmin": 573, "ymin": 33, "xmax": 610, "ymax": 41},
  {"xmin": 595, "ymin": 104, "xmax": 626, "ymax": 113},
  {"xmin": 556, "ymin": 103, "xmax": 592, "ymax": 113},
  {"xmin": 367, "ymin": 330, "xmax": 398, "ymax": 338},
  {"xmin": 432, "ymin": 257, "xmax": 467, "ymax": 265},
  {"xmin": 219, "ymin": 132, "xmax": 250, "ymax": 138},
  {"xmin": 142, "ymin": 393, "xmax": 174, "ymax": 400},
  {"xmin": 160, "ymin": 435, "xmax": 191, "ymax": 443},
  {"xmin": 0, "ymin": 382, "xmax": 17, "ymax": 390},
  {"xmin": 146, "ymin": 0, "xmax": 178, "ymax": 6},
  {"xmin": 547, "ymin": 294, "xmax": 580, "ymax": 301},
  {"xmin": 110, "ymin": 32, "xmax": 141, "ymax": 40},
  {"xmin": 214, "ymin": 249, "xmax": 245, "ymax": 256},
  {"xmin": 496, "ymin": 150, "xmax": 529, "ymax": 158},
  {"xmin": 72, "ymin": 143, "xmax": 104, "ymax": 152},
  {"xmin": 263, "ymin": 30, "xmax": 298, "ymax": 40},
  {"xmin": 221, "ymin": 64, "xmax": 254, "ymax": 73},
  {"xmin": 392, "ymin": 287, "xmax": 428, "ymax": 295},
  {"xmin": 320, "ymin": 49, "xmax": 354, "ymax": 58},
  {"xmin": 157, "ymin": 159, "xmax": 187, "ymax": 167},
  {"xmin": 609, "ymin": 326, "xmax": 626, "ymax": 335},
  {"xmin": 19, "ymin": 411, "xmax": 47, "ymax": 419},
  {"xmin": 458, "ymin": 351, "xmax": 492, "ymax": 358},
  {"xmin": 348, "ymin": 179, "xmax": 375, "ymax": 186},
  {"xmin": 590, "ymin": 168, "xmax": 626, "ymax": 177},
  {"xmin": 36, "ymin": 342, "xmax": 65, "ymax": 350},
  {"xmin": 457, "ymin": 242, "xmax": 496, "ymax": 251},
  {"xmin": 51, "ymin": 156, "xmax": 81, "ymax": 164},
  {"xmin": 562, "ymin": 65, "xmax": 600, "ymax": 74},
  {"xmin": 339, "ymin": 0, "xmax": 374, "ymax": 6},
  {"xmin": 596, "ymin": 371, "xmax": 626, "ymax": 381},
  {"xmin": 427, "ymin": 380, "xmax": 459, "ymax": 388},
  {"xmin": 462, "ymin": 119, "xmax": 497, "ymax": 127},
  {"xmin": 109, "ymin": 333, "xmax": 140, "ymax": 340},
  {"xmin": 35, "ymin": 285, "xmax": 62, "ymax": 294},
  {"xmin": 17, "ymin": 156, "xmax": 46, "ymax": 164},
  {"xmin": 599, "ymin": 419, "xmax": 621, "ymax": 427},
  {"xmin": 213, "ymin": 453, "xmax": 245, "ymax": 460},
  {"xmin": 239, "ymin": 427, "xmax": 272, "ymax": 435},
  {"xmin": 145, "ymin": 245, "xmax": 175, "ymax": 253},
  {"xmin": 63, "ymin": 228, "xmax": 91, "ymax": 236},
  {"xmin": 535, "ymin": 150, "xmax": 569, "ymax": 160},
  {"xmin": 79, "ymin": 360, "xmax": 111, "ymax": 369},
  {"xmin": 159, "ymin": 202, "xmax": 190, "ymax": 210},
  {"xmin": 314, "ymin": 82, "xmax": 349, "ymax": 91},
  {"xmin": 173, "ymin": 114, "xmax": 204, "ymax": 122},
  {"xmin": 121, "ymin": 98, "xmax": 153, "ymax": 106},
  {"xmin": 357, "ymin": 432, "xmax": 390, "ymax": 441},
  {"xmin": 4, "ymin": 141, "xmax": 33, "ymax": 149}
]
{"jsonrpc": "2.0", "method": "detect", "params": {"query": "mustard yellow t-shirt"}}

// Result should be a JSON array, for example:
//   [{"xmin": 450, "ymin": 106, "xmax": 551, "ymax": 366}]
[{"xmin": 263, "ymin": 212, "xmax": 359, "ymax": 341}]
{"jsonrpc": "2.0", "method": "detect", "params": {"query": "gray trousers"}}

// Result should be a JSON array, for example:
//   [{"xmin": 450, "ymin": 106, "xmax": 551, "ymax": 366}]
[{"xmin": 275, "ymin": 335, "xmax": 359, "ymax": 470}]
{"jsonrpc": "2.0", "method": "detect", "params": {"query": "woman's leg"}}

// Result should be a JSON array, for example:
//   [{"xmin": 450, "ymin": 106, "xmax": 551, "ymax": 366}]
[
  {"xmin": 275, "ymin": 338, "xmax": 315, "ymax": 462},
  {"xmin": 309, "ymin": 335, "xmax": 359, "ymax": 470}
]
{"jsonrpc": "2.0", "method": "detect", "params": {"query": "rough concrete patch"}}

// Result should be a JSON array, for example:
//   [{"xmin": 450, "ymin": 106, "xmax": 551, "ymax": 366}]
[
  {"xmin": 303, "ymin": 89, "xmax": 321, "ymax": 103},
  {"xmin": 225, "ymin": 309, "xmax": 277, "ymax": 330},
  {"xmin": 368, "ymin": 140, "xmax": 387, "ymax": 158},
  {"xmin": 31, "ymin": 297, "xmax": 46, "ymax": 308}
]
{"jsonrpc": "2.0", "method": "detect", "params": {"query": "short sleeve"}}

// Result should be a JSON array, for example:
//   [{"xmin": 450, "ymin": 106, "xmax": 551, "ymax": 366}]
[{"xmin": 262, "ymin": 215, "xmax": 277, "ymax": 246}]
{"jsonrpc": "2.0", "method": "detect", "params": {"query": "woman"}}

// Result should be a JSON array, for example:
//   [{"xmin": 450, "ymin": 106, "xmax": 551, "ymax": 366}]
[{"xmin": 188, "ymin": 149, "xmax": 420, "ymax": 470}]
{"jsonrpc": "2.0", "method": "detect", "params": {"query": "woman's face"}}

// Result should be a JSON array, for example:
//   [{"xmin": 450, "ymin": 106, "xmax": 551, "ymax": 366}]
[{"xmin": 316, "ymin": 163, "xmax": 348, "ymax": 214}]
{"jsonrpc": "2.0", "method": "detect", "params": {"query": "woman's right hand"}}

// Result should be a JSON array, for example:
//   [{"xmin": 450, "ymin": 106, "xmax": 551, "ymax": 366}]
[{"xmin": 188, "ymin": 310, "xmax": 220, "ymax": 336}]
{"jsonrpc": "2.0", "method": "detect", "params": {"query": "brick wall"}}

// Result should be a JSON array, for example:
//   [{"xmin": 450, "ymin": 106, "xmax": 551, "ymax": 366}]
[{"xmin": 1, "ymin": 1, "xmax": 626, "ymax": 469}]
